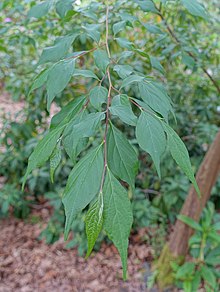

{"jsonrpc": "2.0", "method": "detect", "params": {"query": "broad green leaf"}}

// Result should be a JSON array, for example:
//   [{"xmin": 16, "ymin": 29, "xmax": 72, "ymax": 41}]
[
  {"xmin": 176, "ymin": 262, "xmax": 195, "ymax": 279},
  {"xmin": 89, "ymin": 86, "xmax": 108, "ymax": 110},
  {"xmin": 180, "ymin": 0, "xmax": 208, "ymax": 20},
  {"xmin": 22, "ymin": 125, "xmax": 65, "ymax": 190},
  {"xmin": 83, "ymin": 24, "xmax": 101, "ymax": 43},
  {"xmin": 178, "ymin": 215, "xmax": 202, "ymax": 231},
  {"xmin": 110, "ymin": 94, "xmax": 137, "ymax": 126},
  {"xmin": 115, "ymin": 38, "xmax": 133, "ymax": 49},
  {"xmin": 113, "ymin": 65, "xmax": 133, "ymax": 79},
  {"xmin": 142, "ymin": 23, "xmax": 164, "ymax": 34},
  {"xmin": 46, "ymin": 59, "xmax": 75, "ymax": 110},
  {"xmin": 63, "ymin": 112, "xmax": 105, "ymax": 161},
  {"xmin": 50, "ymin": 96, "xmax": 86, "ymax": 129},
  {"xmin": 85, "ymin": 194, "xmax": 103, "ymax": 258},
  {"xmin": 201, "ymin": 266, "xmax": 216, "ymax": 288},
  {"xmin": 93, "ymin": 49, "xmax": 110, "ymax": 73},
  {"xmin": 136, "ymin": 112, "xmax": 166, "ymax": 177},
  {"xmin": 56, "ymin": 0, "xmax": 73, "ymax": 18},
  {"xmin": 138, "ymin": 81, "xmax": 173, "ymax": 121},
  {"xmin": 150, "ymin": 56, "xmax": 165, "ymax": 74},
  {"xmin": 62, "ymin": 145, "xmax": 104, "ymax": 239},
  {"xmin": 28, "ymin": 68, "xmax": 50, "ymax": 95},
  {"xmin": 72, "ymin": 69, "xmax": 98, "ymax": 80},
  {"xmin": 135, "ymin": 0, "xmax": 159, "ymax": 14},
  {"xmin": 50, "ymin": 143, "xmax": 62, "ymax": 183},
  {"xmin": 120, "ymin": 75, "xmax": 145, "ymax": 89},
  {"xmin": 164, "ymin": 123, "xmax": 200, "ymax": 195},
  {"xmin": 39, "ymin": 34, "xmax": 78, "ymax": 65},
  {"xmin": 103, "ymin": 169, "xmax": 133, "ymax": 279},
  {"xmin": 28, "ymin": 1, "xmax": 51, "ymax": 18},
  {"xmin": 113, "ymin": 21, "xmax": 126, "ymax": 35},
  {"xmin": 107, "ymin": 123, "xmax": 138, "ymax": 188},
  {"xmin": 191, "ymin": 271, "xmax": 201, "ymax": 292}
]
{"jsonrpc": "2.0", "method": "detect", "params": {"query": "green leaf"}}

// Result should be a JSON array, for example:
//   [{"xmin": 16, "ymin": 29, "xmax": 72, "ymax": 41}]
[
  {"xmin": 83, "ymin": 24, "xmax": 101, "ymax": 43},
  {"xmin": 50, "ymin": 96, "xmax": 86, "ymax": 129},
  {"xmin": 28, "ymin": 68, "xmax": 50, "ymax": 95},
  {"xmin": 113, "ymin": 20, "xmax": 126, "ymax": 35},
  {"xmin": 50, "ymin": 143, "xmax": 62, "ymax": 183},
  {"xmin": 56, "ymin": 0, "xmax": 73, "ymax": 18},
  {"xmin": 107, "ymin": 123, "xmax": 138, "ymax": 188},
  {"xmin": 46, "ymin": 59, "xmax": 75, "ymax": 110},
  {"xmin": 135, "ymin": 0, "xmax": 159, "ymax": 14},
  {"xmin": 201, "ymin": 266, "xmax": 216, "ymax": 288},
  {"xmin": 103, "ymin": 169, "xmax": 133, "ymax": 279},
  {"xmin": 93, "ymin": 49, "xmax": 110, "ymax": 73},
  {"xmin": 39, "ymin": 34, "xmax": 77, "ymax": 65},
  {"xmin": 115, "ymin": 37, "xmax": 134, "ymax": 49},
  {"xmin": 28, "ymin": 1, "xmax": 51, "ymax": 18},
  {"xmin": 89, "ymin": 86, "xmax": 108, "ymax": 110},
  {"xmin": 138, "ymin": 81, "xmax": 173, "ymax": 121},
  {"xmin": 142, "ymin": 23, "xmax": 163, "ymax": 34},
  {"xmin": 136, "ymin": 112, "xmax": 166, "ymax": 177},
  {"xmin": 191, "ymin": 271, "xmax": 201, "ymax": 292},
  {"xmin": 163, "ymin": 123, "xmax": 200, "ymax": 195},
  {"xmin": 63, "ymin": 112, "xmax": 105, "ymax": 161},
  {"xmin": 178, "ymin": 215, "xmax": 202, "ymax": 231},
  {"xmin": 120, "ymin": 75, "xmax": 145, "ymax": 89},
  {"xmin": 180, "ymin": 0, "xmax": 208, "ymax": 20},
  {"xmin": 72, "ymin": 69, "xmax": 98, "ymax": 80},
  {"xmin": 22, "ymin": 125, "xmax": 65, "ymax": 190},
  {"xmin": 110, "ymin": 94, "xmax": 137, "ymax": 126},
  {"xmin": 62, "ymin": 145, "xmax": 104, "ymax": 239},
  {"xmin": 176, "ymin": 262, "xmax": 195, "ymax": 279},
  {"xmin": 150, "ymin": 56, "xmax": 165, "ymax": 74},
  {"xmin": 113, "ymin": 65, "xmax": 133, "ymax": 79},
  {"xmin": 85, "ymin": 194, "xmax": 103, "ymax": 258}
]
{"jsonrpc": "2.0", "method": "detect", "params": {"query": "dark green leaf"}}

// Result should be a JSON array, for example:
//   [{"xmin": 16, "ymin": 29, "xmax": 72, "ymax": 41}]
[
  {"xmin": 72, "ymin": 69, "xmax": 98, "ymax": 80},
  {"xmin": 93, "ymin": 49, "xmax": 110, "ymax": 73},
  {"xmin": 89, "ymin": 86, "xmax": 108, "ymax": 110},
  {"xmin": 201, "ymin": 266, "xmax": 216, "ymax": 288},
  {"xmin": 113, "ymin": 65, "xmax": 133, "ymax": 79},
  {"xmin": 120, "ymin": 75, "xmax": 145, "ymax": 89}
]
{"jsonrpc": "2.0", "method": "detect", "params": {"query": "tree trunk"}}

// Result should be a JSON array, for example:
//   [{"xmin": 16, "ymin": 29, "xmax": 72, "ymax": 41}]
[{"xmin": 156, "ymin": 129, "xmax": 220, "ymax": 290}]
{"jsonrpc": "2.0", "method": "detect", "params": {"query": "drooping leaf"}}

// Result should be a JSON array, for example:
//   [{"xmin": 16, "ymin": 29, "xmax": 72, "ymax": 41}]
[
  {"xmin": 50, "ymin": 142, "xmax": 62, "ymax": 183},
  {"xmin": 28, "ymin": 1, "xmax": 51, "ymax": 18},
  {"xmin": 113, "ymin": 20, "xmax": 126, "ymax": 35},
  {"xmin": 177, "ymin": 215, "xmax": 202, "ymax": 231},
  {"xmin": 115, "ymin": 37, "xmax": 134, "ymax": 49},
  {"xmin": 110, "ymin": 94, "xmax": 137, "ymax": 126},
  {"xmin": 56, "ymin": 0, "xmax": 73, "ymax": 18},
  {"xmin": 201, "ymin": 266, "xmax": 216, "ymax": 289},
  {"xmin": 138, "ymin": 81, "xmax": 173, "ymax": 121},
  {"xmin": 39, "ymin": 34, "xmax": 78, "ymax": 65},
  {"xmin": 180, "ymin": 0, "xmax": 208, "ymax": 20},
  {"xmin": 28, "ymin": 68, "xmax": 50, "ymax": 95},
  {"xmin": 113, "ymin": 65, "xmax": 133, "ymax": 79},
  {"xmin": 50, "ymin": 96, "xmax": 86, "ymax": 129},
  {"xmin": 85, "ymin": 194, "xmax": 104, "ymax": 258},
  {"xmin": 142, "ymin": 23, "xmax": 164, "ymax": 34},
  {"xmin": 62, "ymin": 145, "xmax": 104, "ymax": 239},
  {"xmin": 120, "ymin": 75, "xmax": 145, "ymax": 89},
  {"xmin": 150, "ymin": 56, "xmax": 165, "ymax": 74},
  {"xmin": 93, "ymin": 49, "xmax": 110, "ymax": 73},
  {"xmin": 72, "ymin": 69, "xmax": 99, "ymax": 80},
  {"xmin": 135, "ymin": 0, "xmax": 159, "ymax": 14},
  {"xmin": 89, "ymin": 86, "xmax": 108, "ymax": 110},
  {"xmin": 107, "ymin": 123, "xmax": 138, "ymax": 188},
  {"xmin": 103, "ymin": 169, "xmax": 133, "ymax": 280},
  {"xmin": 46, "ymin": 59, "xmax": 75, "ymax": 110},
  {"xmin": 136, "ymin": 112, "xmax": 166, "ymax": 177},
  {"xmin": 22, "ymin": 125, "xmax": 65, "ymax": 190},
  {"xmin": 163, "ymin": 123, "xmax": 200, "ymax": 195},
  {"xmin": 83, "ymin": 24, "xmax": 101, "ymax": 43}
]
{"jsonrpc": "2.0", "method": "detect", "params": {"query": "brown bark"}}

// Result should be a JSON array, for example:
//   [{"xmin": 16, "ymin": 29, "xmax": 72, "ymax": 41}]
[{"xmin": 156, "ymin": 129, "xmax": 220, "ymax": 289}]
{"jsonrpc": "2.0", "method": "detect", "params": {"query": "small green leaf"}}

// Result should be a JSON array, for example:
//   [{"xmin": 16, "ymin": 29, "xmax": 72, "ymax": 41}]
[
  {"xmin": 83, "ymin": 24, "xmax": 101, "ymax": 43},
  {"xmin": 113, "ymin": 65, "xmax": 133, "ymax": 79},
  {"xmin": 150, "ymin": 56, "xmax": 165, "ymax": 74},
  {"xmin": 115, "ymin": 37, "xmax": 134, "ymax": 49},
  {"xmin": 201, "ymin": 266, "xmax": 216, "ymax": 288},
  {"xmin": 113, "ymin": 20, "xmax": 126, "ymax": 35},
  {"xmin": 28, "ymin": 68, "xmax": 50, "ymax": 95},
  {"xmin": 56, "ymin": 0, "xmax": 73, "ymax": 18},
  {"xmin": 107, "ymin": 123, "xmax": 138, "ymax": 188},
  {"xmin": 178, "ymin": 215, "xmax": 202, "ymax": 231},
  {"xmin": 50, "ymin": 143, "xmax": 62, "ymax": 183},
  {"xmin": 103, "ymin": 169, "xmax": 133, "ymax": 280},
  {"xmin": 85, "ymin": 194, "xmax": 103, "ymax": 258},
  {"xmin": 28, "ymin": 1, "xmax": 51, "ymax": 18},
  {"xmin": 46, "ymin": 59, "xmax": 75, "ymax": 110},
  {"xmin": 63, "ymin": 145, "xmax": 104, "ymax": 239},
  {"xmin": 72, "ymin": 69, "xmax": 98, "ymax": 80},
  {"xmin": 93, "ymin": 49, "xmax": 110, "ymax": 73},
  {"xmin": 135, "ymin": 0, "xmax": 159, "ymax": 14},
  {"xmin": 136, "ymin": 112, "xmax": 166, "ymax": 177},
  {"xmin": 163, "ymin": 123, "xmax": 200, "ymax": 195},
  {"xmin": 89, "ymin": 86, "xmax": 108, "ymax": 110},
  {"xmin": 180, "ymin": 0, "xmax": 208, "ymax": 20},
  {"xmin": 120, "ymin": 75, "xmax": 145, "ymax": 89},
  {"xmin": 176, "ymin": 262, "xmax": 195, "ymax": 279}
]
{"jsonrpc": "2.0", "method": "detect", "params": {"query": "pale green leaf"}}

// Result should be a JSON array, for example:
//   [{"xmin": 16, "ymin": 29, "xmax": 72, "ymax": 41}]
[
  {"xmin": 115, "ymin": 37, "xmax": 133, "ymax": 49},
  {"xmin": 113, "ymin": 20, "xmax": 126, "ymax": 35},
  {"xmin": 72, "ymin": 69, "xmax": 98, "ymax": 80},
  {"xmin": 150, "ymin": 56, "xmax": 165, "ymax": 74},
  {"xmin": 28, "ymin": 1, "xmax": 51, "ymax": 18},
  {"xmin": 50, "ymin": 143, "xmax": 62, "ymax": 183},
  {"xmin": 85, "ymin": 194, "xmax": 103, "ymax": 258},
  {"xmin": 103, "ymin": 169, "xmax": 133, "ymax": 279},
  {"xmin": 178, "ymin": 215, "xmax": 202, "ymax": 231},
  {"xmin": 89, "ymin": 86, "xmax": 108, "ymax": 110},
  {"xmin": 136, "ymin": 112, "xmax": 166, "ymax": 177},
  {"xmin": 62, "ymin": 145, "xmax": 104, "ymax": 239},
  {"xmin": 113, "ymin": 65, "xmax": 133, "ymax": 79},
  {"xmin": 93, "ymin": 49, "xmax": 110, "ymax": 73},
  {"xmin": 181, "ymin": 0, "xmax": 208, "ymax": 20},
  {"xmin": 164, "ymin": 123, "xmax": 200, "ymax": 195},
  {"xmin": 56, "ymin": 0, "xmax": 73, "ymax": 18},
  {"xmin": 46, "ymin": 59, "xmax": 75, "ymax": 110},
  {"xmin": 28, "ymin": 68, "xmax": 50, "ymax": 96},
  {"xmin": 120, "ymin": 75, "xmax": 145, "ymax": 89},
  {"xmin": 83, "ymin": 24, "xmax": 101, "ymax": 43},
  {"xmin": 135, "ymin": 0, "xmax": 159, "ymax": 14}
]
